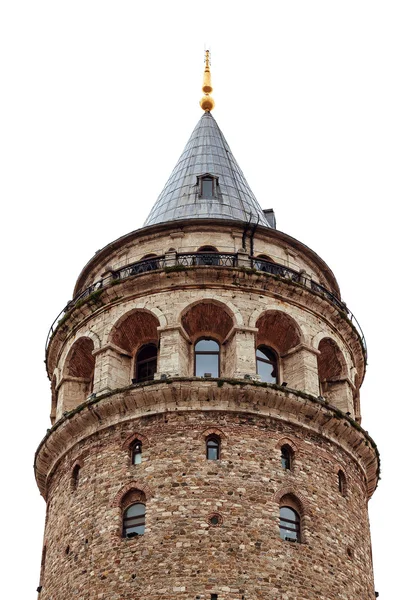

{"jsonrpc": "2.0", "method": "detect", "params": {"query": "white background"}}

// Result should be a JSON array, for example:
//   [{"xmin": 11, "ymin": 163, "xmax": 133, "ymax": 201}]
[{"xmin": 1, "ymin": 2, "xmax": 414, "ymax": 598}]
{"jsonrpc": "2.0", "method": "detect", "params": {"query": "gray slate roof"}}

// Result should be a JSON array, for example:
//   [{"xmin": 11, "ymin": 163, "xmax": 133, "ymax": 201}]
[{"xmin": 144, "ymin": 111, "xmax": 270, "ymax": 227}]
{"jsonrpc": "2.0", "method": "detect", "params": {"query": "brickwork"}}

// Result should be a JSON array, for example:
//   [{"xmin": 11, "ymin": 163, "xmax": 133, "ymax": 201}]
[
  {"xmin": 39, "ymin": 410, "xmax": 375, "ymax": 600},
  {"xmin": 36, "ymin": 219, "xmax": 377, "ymax": 599}
]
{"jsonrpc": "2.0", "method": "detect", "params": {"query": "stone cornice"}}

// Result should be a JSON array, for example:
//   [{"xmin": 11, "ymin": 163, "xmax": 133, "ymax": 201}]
[
  {"xmin": 73, "ymin": 219, "xmax": 340, "ymax": 298},
  {"xmin": 34, "ymin": 379, "xmax": 379, "ymax": 501},
  {"xmin": 92, "ymin": 342, "xmax": 132, "ymax": 357},
  {"xmin": 281, "ymin": 343, "xmax": 321, "ymax": 358}
]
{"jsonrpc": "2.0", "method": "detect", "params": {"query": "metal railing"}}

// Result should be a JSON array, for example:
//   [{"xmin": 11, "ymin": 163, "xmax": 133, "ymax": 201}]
[
  {"xmin": 177, "ymin": 252, "xmax": 236, "ymax": 267},
  {"xmin": 252, "ymin": 258, "xmax": 301, "ymax": 283},
  {"xmin": 116, "ymin": 256, "xmax": 166, "ymax": 279},
  {"xmin": 46, "ymin": 252, "xmax": 367, "ymax": 361}
]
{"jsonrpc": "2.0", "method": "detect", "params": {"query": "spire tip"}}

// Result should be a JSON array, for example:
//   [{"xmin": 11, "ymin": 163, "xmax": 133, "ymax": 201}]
[{"xmin": 200, "ymin": 49, "xmax": 215, "ymax": 112}]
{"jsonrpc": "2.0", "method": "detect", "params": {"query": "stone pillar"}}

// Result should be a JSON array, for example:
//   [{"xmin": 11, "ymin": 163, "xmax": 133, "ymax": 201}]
[
  {"xmin": 236, "ymin": 248, "xmax": 251, "ymax": 269},
  {"xmin": 157, "ymin": 325, "xmax": 190, "ymax": 378},
  {"xmin": 92, "ymin": 344, "xmax": 132, "ymax": 394},
  {"xmin": 224, "ymin": 327, "xmax": 258, "ymax": 380},
  {"xmin": 321, "ymin": 378, "xmax": 356, "ymax": 416},
  {"xmin": 281, "ymin": 344, "xmax": 320, "ymax": 396},
  {"xmin": 164, "ymin": 250, "xmax": 177, "ymax": 268},
  {"xmin": 56, "ymin": 377, "xmax": 91, "ymax": 417}
]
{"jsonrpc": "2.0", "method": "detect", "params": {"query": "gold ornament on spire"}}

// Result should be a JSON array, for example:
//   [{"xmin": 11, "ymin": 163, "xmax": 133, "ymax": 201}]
[{"xmin": 200, "ymin": 49, "xmax": 215, "ymax": 112}]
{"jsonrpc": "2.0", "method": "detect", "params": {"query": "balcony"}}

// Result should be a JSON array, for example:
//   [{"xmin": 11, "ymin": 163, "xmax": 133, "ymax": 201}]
[{"xmin": 46, "ymin": 252, "xmax": 367, "ymax": 361}]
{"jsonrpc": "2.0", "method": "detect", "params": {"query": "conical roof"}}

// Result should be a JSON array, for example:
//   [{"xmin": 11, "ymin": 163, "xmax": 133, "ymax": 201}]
[{"xmin": 144, "ymin": 111, "xmax": 270, "ymax": 227}]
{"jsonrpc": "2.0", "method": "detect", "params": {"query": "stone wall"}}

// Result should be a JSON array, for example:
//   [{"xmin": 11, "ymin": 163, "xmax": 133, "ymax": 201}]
[
  {"xmin": 49, "ymin": 271, "xmax": 361, "ymax": 421},
  {"xmin": 37, "ymin": 220, "xmax": 375, "ymax": 600},
  {"xmin": 39, "ymin": 408, "xmax": 375, "ymax": 600}
]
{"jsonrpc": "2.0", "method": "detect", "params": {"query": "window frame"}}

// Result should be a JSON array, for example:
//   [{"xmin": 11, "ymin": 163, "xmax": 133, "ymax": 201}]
[
  {"xmin": 338, "ymin": 470, "xmax": 347, "ymax": 497},
  {"xmin": 256, "ymin": 344, "xmax": 279, "ymax": 384},
  {"xmin": 206, "ymin": 434, "xmax": 221, "ymax": 460},
  {"xmin": 196, "ymin": 245, "xmax": 220, "ymax": 266},
  {"xmin": 194, "ymin": 337, "xmax": 220, "ymax": 378},
  {"xmin": 281, "ymin": 444, "xmax": 293, "ymax": 471},
  {"xmin": 122, "ymin": 502, "xmax": 146, "ymax": 538},
  {"xmin": 131, "ymin": 440, "xmax": 142, "ymax": 465},
  {"xmin": 134, "ymin": 343, "xmax": 158, "ymax": 384},
  {"xmin": 71, "ymin": 463, "xmax": 81, "ymax": 491},
  {"xmin": 279, "ymin": 505, "xmax": 301, "ymax": 542},
  {"xmin": 197, "ymin": 174, "xmax": 218, "ymax": 199}
]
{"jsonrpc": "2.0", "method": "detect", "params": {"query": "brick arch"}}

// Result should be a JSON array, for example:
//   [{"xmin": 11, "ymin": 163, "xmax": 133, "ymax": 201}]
[
  {"xmin": 179, "ymin": 294, "xmax": 243, "ymax": 328},
  {"xmin": 121, "ymin": 432, "xmax": 150, "ymax": 451},
  {"xmin": 255, "ymin": 310, "xmax": 303, "ymax": 355},
  {"xmin": 276, "ymin": 437, "xmax": 299, "ymax": 452},
  {"xmin": 70, "ymin": 457, "xmax": 85, "ymax": 472},
  {"xmin": 128, "ymin": 301, "xmax": 167, "ymax": 328},
  {"xmin": 69, "ymin": 329, "xmax": 101, "ymax": 353},
  {"xmin": 108, "ymin": 309, "xmax": 160, "ymax": 355},
  {"xmin": 112, "ymin": 481, "xmax": 154, "ymax": 508},
  {"xmin": 273, "ymin": 488, "xmax": 310, "ymax": 514},
  {"xmin": 180, "ymin": 299, "xmax": 237, "ymax": 344},
  {"xmin": 317, "ymin": 337, "xmax": 348, "ymax": 381},
  {"xmin": 63, "ymin": 337, "xmax": 95, "ymax": 379},
  {"xmin": 201, "ymin": 427, "xmax": 227, "ymax": 440}
]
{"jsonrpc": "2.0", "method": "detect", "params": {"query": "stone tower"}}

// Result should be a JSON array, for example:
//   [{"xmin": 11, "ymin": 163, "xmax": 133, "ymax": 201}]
[{"xmin": 35, "ymin": 55, "xmax": 379, "ymax": 600}]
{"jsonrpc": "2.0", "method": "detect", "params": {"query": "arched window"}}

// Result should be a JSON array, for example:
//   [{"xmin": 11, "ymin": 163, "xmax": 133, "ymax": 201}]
[
  {"xmin": 338, "ymin": 470, "xmax": 347, "ymax": 496},
  {"xmin": 195, "ymin": 338, "xmax": 220, "ymax": 378},
  {"xmin": 281, "ymin": 445, "xmax": 293, "ymax": 470},
  {"xmin": 196, "ymin": 246, "xmax": 219, "ymax": 266},
  {"xmin": 122, "ymin": 503, "xmax": 146, "ymax": 538},
  {"xmin": 256, "ymin": 345, "xmax": 278, "ymax": 383},
  {"xmin": 279, "ymin": 506, "xmax": 301, "ymax": 542},
  {"xmin": 206, "ymin": 435, "xmax": 220, "ymax": 460},
  {"xmin": 71, "ymin": 464, "xmax": 81, "ymax": 490},
  {"xmin": 134, "ymin": 343, "xmax": 157, "ymax": 383},
  {"xmin": 131, "ymin": 440, "xmax": 142, "ymax": 465},
  {"xmin": 254, "ymin": 254, "xmax": 274, "ymax": 272}
]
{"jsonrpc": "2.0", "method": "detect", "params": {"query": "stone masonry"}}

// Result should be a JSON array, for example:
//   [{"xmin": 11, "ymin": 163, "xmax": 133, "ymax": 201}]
[{"xmin": 35, "ymin": 219, "xmax": 378, "ymax": 599}]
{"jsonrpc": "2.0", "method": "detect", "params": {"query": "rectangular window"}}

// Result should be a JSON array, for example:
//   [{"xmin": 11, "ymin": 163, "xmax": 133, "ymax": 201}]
[{"xmin": 201, "ymin": 177, "xmax": 214, "ymax": 197}]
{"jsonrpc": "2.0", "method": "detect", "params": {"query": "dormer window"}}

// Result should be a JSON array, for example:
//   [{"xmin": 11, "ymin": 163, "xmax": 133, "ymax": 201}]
[
  {"xmin": 198, "ymin": 174, "xmax": 218, "ymax": 198},
  {"xmin": 202, "ymin": 176, "xmax": 213, "ymax": 197}
]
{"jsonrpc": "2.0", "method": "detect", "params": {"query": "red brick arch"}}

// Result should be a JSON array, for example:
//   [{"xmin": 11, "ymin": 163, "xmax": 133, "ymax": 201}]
[
  {"xmin": 273, "ymin": 488, "xmax": 310, "ymax": 514},
  {"xmin": 112, "ymin": 481, "xmax": 154, "ymax": 508},
  {"xmin": 201, "ymin": 427, "xmax": 226, "ymax": 440},
  {"xmin": 276, "ymin": 437, "xmax": 299, "ymax": 452},
  {"xmin": 121, "ymin": 432, "xmax": 150, "ymax": 450}
]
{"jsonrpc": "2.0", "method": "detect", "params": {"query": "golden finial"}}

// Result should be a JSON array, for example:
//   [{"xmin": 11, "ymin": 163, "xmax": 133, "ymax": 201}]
[{"xmin": 200, "ymin": 49, "xmax": 215, "ymax": 112}]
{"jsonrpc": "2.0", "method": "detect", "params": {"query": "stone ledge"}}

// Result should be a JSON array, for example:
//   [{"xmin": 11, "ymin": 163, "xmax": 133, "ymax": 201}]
[{"xmin": 34, "ymin": 378, "xmax": 379, "ymax": 500}]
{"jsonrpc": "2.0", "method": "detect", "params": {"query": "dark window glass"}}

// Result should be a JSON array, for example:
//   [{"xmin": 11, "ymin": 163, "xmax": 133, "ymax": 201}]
[
  {"xmin": 201, "ymin": 177, "xmax": 214, "ymax": 197},
  {"xmin": 135, "ymin": 344, "xmax": 157, "ymax": 383},
  {"xmin": 338, "ymin": 470, "xmax": 346, "ymax": 496},
  {"xmin": 280, "ymin": 506, "xmax": 300, "ymax": 542},
  {"xmin": 206, "ymin": 436, "xmax": 220, "ymax": 460},
  {"xmin": 281, "ymin": 445, "xmax": 292, "ymax": 470},
  {"xmin": 132, "ymin": 441, "xmax": 142, "ymax": 465},
  {"xmin": 195, "ymin": 339, "xmax": 220, "ymax": 377},
  {"xmin": 256, "ymin": 345, "xmax": 278, "ymax": 383},
  {"xmin": 197, "ymin": 246, "xmax": 219, "ymax": 265},
  {"xmin": 72, "ymin": 465, "xmax": 80, "ymax": 489},
  {"xmin": 123, "ymin": 503, "xmax": 146, "ymax": 537}
]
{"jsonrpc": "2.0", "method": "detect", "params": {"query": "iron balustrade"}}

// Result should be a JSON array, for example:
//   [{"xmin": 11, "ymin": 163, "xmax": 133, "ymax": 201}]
[
  {"xmin": 310, "ymin": 281, "xmax": 345, "ymax": 312},
  {"xmin": 177, "ymin": 252, "xmax": 236, "ymax": 267},
  {"xmin": 252, "ymin": 257, "xmax": 301, "ymax": 282},
  {"xmin": 45, "ymin": 252, "xmax": 367, "ymax": 362},
  {"xmin": 115, "ymin": 256, "xmax": 166, "ymax": 280}
]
